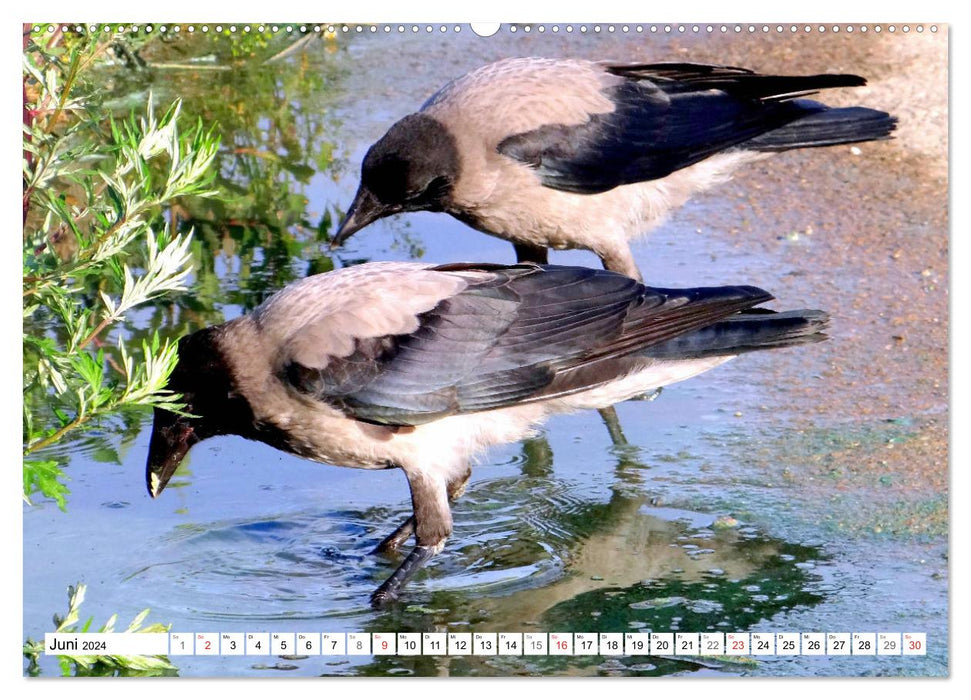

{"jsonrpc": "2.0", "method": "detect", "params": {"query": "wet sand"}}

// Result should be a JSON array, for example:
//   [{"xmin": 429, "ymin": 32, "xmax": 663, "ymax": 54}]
[{"xmin": 676, "ymin": 28, "xmax": 949, "ymax": 537}]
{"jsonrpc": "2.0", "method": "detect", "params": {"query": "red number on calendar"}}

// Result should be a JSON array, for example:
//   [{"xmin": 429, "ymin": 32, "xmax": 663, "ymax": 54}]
[
  {"xmin": 732, "ymin": 640, "xmax": 743, "ymax": 650},
  {"xmin": 556, "ymin": 640, "xmax": 567, "ymax": 650},
  {"xmin": 909, "ymin": 640, "xmax": 922, "ymax": 650}
]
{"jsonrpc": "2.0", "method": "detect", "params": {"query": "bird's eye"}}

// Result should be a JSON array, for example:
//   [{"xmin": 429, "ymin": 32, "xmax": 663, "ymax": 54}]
[{"xmin": 409, "ymin": 175, "xmax": 450, "ymax": 202}]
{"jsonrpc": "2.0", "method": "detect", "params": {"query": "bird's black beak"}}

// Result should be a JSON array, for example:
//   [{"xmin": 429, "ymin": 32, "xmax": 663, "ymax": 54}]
[
  {"xmin": 331, "ymin": 186, "xmax": 393, "ymax": 250},
  {"xmin": 145, "ymin": 408, "xmax": 200, "ymax": 498}
]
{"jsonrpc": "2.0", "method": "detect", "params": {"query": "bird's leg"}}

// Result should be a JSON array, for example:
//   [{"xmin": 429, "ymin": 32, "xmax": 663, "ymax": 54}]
[
  {"xmin": 370, "ymin": 468, "xmax": 460, "ymax": 608},
  {"xmin": 598, "ymin": 389, "xmax": 664, "ymax": 444},
  {"xmin": 590, "ymin": 249, "xmax": 645, "ymax": 447},
  {"xmin": 597, "ymin": 248, "xmax": 642, "ymax": 282},
  {"xmin": 598, "ymin": 406, "xmax": 629, "ymax": 446},
  {"xmin": 446, "ymin": 465, "xmax": 472, "ymax": 500},
  {"xmin": 371, "ymin": 516, "xmax": 415, "ymax": 554},
  {"xmin": 371, "ymin": 466, "xmax": 471, "ymax": 555},
  {"xmin": 513, "ymin": 242, "xmax": 549, "ymax": 265}
]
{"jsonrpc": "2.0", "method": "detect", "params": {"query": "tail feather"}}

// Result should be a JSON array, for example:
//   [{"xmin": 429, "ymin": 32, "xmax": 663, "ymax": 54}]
[
  {"xmin": 745, "ymin": 101, "xmax": 897, "ymax": 151},
  {"xmin": 606, "ymin": 63, "xmax": 868, "ymax": 101},
  {"xmin": 644, "ymin": 309, "xmax": 830, "ymax": 359}
]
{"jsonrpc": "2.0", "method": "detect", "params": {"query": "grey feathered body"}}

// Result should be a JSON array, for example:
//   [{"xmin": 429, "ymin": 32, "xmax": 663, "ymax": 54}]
[
  {"xmin": 147, "ymin": 261, "xmax": 828, "ymax": 605},
  {"xmin": 208, "ymin": 262, "xmax": 824, "ymax": 490}
]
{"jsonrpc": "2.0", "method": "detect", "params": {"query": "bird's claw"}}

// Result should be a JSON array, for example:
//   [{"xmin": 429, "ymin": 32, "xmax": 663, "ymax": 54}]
[
  {"xmin": 631, "ymin": 386, "xmax": 663, "ymax": 402},
  {"xmin": 369, "ymin": 588, "xmax": 399, "ymax": 609}
]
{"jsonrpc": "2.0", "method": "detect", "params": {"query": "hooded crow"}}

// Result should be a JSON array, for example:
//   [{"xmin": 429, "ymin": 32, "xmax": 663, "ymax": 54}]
[
  {"xmin": 146, "ymin": 261, "xmax": 828, "ymax": 606},
  {"xmin": 334, "ymin": 58, "xmax": 896, "ymax": 280}
]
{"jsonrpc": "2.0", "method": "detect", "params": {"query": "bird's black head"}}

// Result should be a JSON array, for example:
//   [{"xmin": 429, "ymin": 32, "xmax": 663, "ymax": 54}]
[
  {"xmin": 145, "ymin": 326, "xmax": 254, "ymax": 498},
  {"xmin": 332, "ymin": 114, "xmax": 460, "ymax": 247}
]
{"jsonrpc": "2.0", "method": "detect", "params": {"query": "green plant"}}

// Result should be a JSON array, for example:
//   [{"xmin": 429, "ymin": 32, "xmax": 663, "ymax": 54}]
[
  {"xmin": 23, "ymin": 27, "xmax": 220, "ymax": 509},
  {"xmin": 23, "ymin": 583, "xmax": 176, "ymax": 676}
]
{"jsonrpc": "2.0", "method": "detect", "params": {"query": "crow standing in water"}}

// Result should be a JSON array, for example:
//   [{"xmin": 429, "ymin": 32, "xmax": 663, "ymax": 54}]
[{"xmin": 146, "ymin": 262, "xmax": 828, "ymax": 607}]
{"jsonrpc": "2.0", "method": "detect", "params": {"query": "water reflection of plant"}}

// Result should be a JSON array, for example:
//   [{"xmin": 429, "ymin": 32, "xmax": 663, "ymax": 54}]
[
  {"xmin": 112, "ymin": 29, "xmax": 429, "ymax": 324},
  {"xmin": 105, "ymin": 32, "xmax": 349, "ymax": 326}
]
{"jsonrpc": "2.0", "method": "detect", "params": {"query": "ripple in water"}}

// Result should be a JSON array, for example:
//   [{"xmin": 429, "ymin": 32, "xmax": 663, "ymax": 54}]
[
  {"xmin": 127, "ymin": 509, "xmax": 385, "ymax": 620},
  {"xmin": 124, "ymin": 476, "xmax": 583, "ymax": 620}
]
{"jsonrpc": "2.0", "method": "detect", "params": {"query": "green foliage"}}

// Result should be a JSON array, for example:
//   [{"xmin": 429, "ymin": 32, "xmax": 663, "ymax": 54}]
[
  {"xmin": 23, "ymin": 28, "xmax": 220, "ymax": 509},
  {"xmin": 194, "ymin": 23, "xmax": 333, "ymax": 62},
  {"xmin": 23, "ymin": 584, "xmax": 176, "ymax": 677}
]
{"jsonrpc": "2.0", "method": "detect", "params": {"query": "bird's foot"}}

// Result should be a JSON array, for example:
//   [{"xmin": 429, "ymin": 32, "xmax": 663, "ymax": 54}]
[
  {"xmin": 630, "ymin": 387, "xmax": 664, "ymax": 402},
  {"xmin": 369, "ymin": 542, "xmax": 444, "ymax": 609},
  {"xmin": 371, "ymin": 516, "xmax": 415, "ymax": 555},
  {"xmin": 369, "ymin": 588, "xmax": 399, "ymax": 609}
]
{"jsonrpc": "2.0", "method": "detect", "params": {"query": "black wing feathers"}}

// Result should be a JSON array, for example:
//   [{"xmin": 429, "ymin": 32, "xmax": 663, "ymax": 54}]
[
  {"xmin": 605, "ymin": 63, "xmax": 867, "ymax": 99},
  {"xmin": 645, "ymin": 309, "xmax": 830, "ymax": 359},
  {"xmin": 497, "ymin": 62, "xmax": 888, "ymax": 194},
  {"xmin": 743, "ymin": 102, "xmax": 897, "ymax": 151},
  {"xmin": 283, "ymin": 266, "xmax": 776, "ymax": 426}
]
